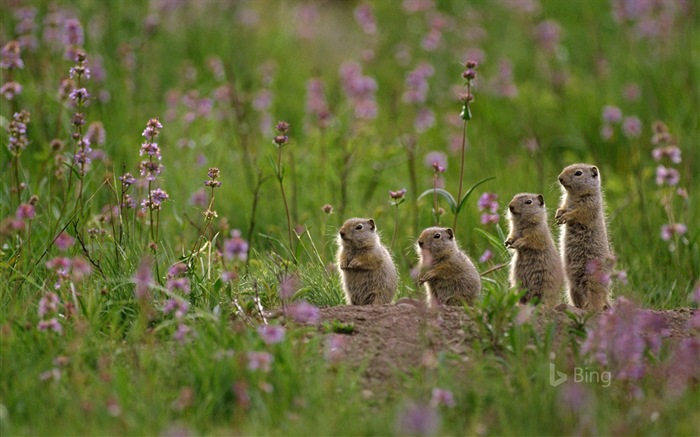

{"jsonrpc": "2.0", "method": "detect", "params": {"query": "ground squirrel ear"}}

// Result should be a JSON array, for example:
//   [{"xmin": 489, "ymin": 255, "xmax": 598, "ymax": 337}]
[
  {"xmin": 445, "ymin": 228, "xmax": 454, "ymax": 239},
  {"xmin": 368, "ymin": 218, "xmax": 375, "ymax": 231},
  {"xmin": 537, "ymin": 194, "xmax": 544, "ymax": 205},
  {"xmin": 591, "ymin": 166, "xmax": 599, "ymax": 177}
]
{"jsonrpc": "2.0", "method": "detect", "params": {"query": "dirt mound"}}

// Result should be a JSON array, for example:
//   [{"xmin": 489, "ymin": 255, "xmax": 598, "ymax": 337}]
[{"xmin": 318, "ymin": 304, "xmax": 697, "ymax": 388}]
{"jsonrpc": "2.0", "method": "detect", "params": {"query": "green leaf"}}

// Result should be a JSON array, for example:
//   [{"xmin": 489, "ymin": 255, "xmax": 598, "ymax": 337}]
[
  {"xmin": 417, "ymin": 188, "xmax": 457, "ymax": 213},
  {"xmin": 456, "ymin": 176, "xmax": 496, "ymax": 213}
]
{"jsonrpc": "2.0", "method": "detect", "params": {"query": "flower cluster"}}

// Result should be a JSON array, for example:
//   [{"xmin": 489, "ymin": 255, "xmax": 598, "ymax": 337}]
[
  {"xmin": 305, "ymin": 78, "xmax": 332, "ymax": 129},
  {"xmin": 273, "ymin": 121, "xmax": 289, "ymax": 146},
  {"xmin": 585, "ymin": 254, "xmax": 628, "ymax": 287},
  {"xmin": 389, "ymin": 188, "xmax": 407, "ymax": 206},
  {"xmin": 141, "ymin": 188, "xmax": 169, "ymax": 212},
  {"xmin": 460, "ymin": 60, "xmax": 478, "ymax": 120},
  {"xmin": 205, "ymin": 167, "xmax": 222, "ymax": 188},
  {"xmin": 477, "ymin": 192, "xmax": 500, "ymax": 225},
  {"xmin": 37, "ymin": 293, "xmax": 63, "ymax": 335},
  {"xmin": 1, "ymin": 40, "xmax": 24, "ymax": 101},
  {"xmin": 223, "ymin": 229, "xmax": 249, "ymax": 262},
  {"xmin": 339, "ymin": 61, "xmax": 378, "ymax": 121},
  {"xmin": 353, "ymin": 3, "xmax": 376, "ymax": 35},
  {"xmin": 63, "ymin": 18, "xmax": 84, "ymax": 61},
  {"xmin": 286, "ymin": 300, "xmax": 320, "ymax": 325},
  {"xmin": 139, "ymin": 118, "xmax": 164, "ymax": 181},
  {"xmin": 582, "ymin": 297, "xmax": 669, "ymax": 383},
  {"xmin": 7, "ymin": 110, "xmax": 30, "ymax": 156},
  {"xmin": 600, "ymin": 104, "xmax": 642, "ymax": 141},
  {"xmin": 650, "ymin": 121, "xmax": 687, "ymax": 246},
  {"xmin": 45, "ymin": 255, "xmax": 91, "ymax": 290}
]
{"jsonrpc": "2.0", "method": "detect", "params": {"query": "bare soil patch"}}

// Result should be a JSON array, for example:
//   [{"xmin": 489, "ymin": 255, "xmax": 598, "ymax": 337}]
[{"xmin": 317, "ymin": 303, "xmax": 697, "ymax": 388}]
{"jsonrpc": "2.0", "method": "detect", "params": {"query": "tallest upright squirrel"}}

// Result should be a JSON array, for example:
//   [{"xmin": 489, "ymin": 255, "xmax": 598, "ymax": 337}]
[{"xmin": 556, "ymin": 163, "xmax": 612, "ymax": 311}]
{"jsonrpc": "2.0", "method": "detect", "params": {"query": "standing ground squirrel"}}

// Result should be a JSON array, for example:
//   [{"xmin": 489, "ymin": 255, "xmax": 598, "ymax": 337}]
[
  {"xmin": 556, "ymin": 163, "xmax": 612, "ymax": 311},
  {"xmin": 336, "ymin": 218, "xmax": 398, "ymax": 305},
  {"xmin": 505, "ymin": 193, "xmax": 564, "ymax": 307},
  {"xmin": 416, "ymin": 227, "xmax": 481, "ymax": 307}
]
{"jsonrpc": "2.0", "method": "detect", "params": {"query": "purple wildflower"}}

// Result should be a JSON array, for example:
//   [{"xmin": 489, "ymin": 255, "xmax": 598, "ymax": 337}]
[
  {"xmin": 119, "ymin": 173, "xmax": 136, "ymax": 187},
  {"xmin": 339, "ymin": 61, "xmax": 378, "ymax": 121},
  {"xmin": 223, "ymin": 229, "xmax": 249, "ymax": 262},
  {"xmin": 258, "ymin": 324, "xmax": 285, "ymax": 345},
  {"xmin": 279, "ymin": 274, "xmax": 298, "ymax": 300},
  {"xmin": 167, "ymin": 277, "xmax": 191, "ymax": 295},
  {"xmin": 430, "ymin": 388, "xmax": 456, "ymax": 408},
  {"xmin": 174, "ymin": 323, "xmax": 191, "ymax": 343},
  {"xmin": 415, "ymin": 108, "xmax": 435, "ymax": 132},
  {"xmin": 287, "ymin": 301, "xmax": 321, "ymax": 325},
  {"xmin": 477, "ymin": 192, "xmax": 499, "ymax": 213},
  {"xmin": 601, "ymin": 105, "xmax": 623, "ymax": 123},
  {"xmin": 665, "ymin": 337, "xmax": 700, "ymax": 397},
  {"xmin": 167, "ymin": 262, "xmax": 187, "ymax": 278},
  {"xmin": 139, "ymin": 141, "xmax": 162, "ymax": 160},
  {"xmin": 141, "ymin": 188, "xmax": 169, "ymax": 212},
  {"xmin": 1, "ymin": 81, "xmax": 22, "ymax": 100},
  {"xmin": 7, "ymin": 110, "xmax": 30, "ymax": 155},
  {"xmin": 660, "ymin": 223, "xmax": 687, "ymax": 241},
  {"xmin": 69, "ymin": 87, "xmax": 89, "ymax": 102},
  {"xmin": 389, "ymin": 188, "xmax": 407, "ymax": 200},
  {"xmin": 581, "ymin": 298, "xmax": 669, "ymax": 382},
  {"xmin": 134, "ymin": 257, "xmax": 153, "ymax": 299},
  {"xmin": 70, "ymin": 256, "xmax": 91, "ymax": 281},
  {"xmin": 16, "ymin": 203, "xmax": 35, "ymax": 220},
  {"xmin": 479, "ymin": 249, "xmax": 493, "ymax": 263},
  {"xmin": 305, "ymin": 78, "xmax": 332, "ymax": 128},
  {"xmin": 395, "ymin": 402, "xmax": 440, "ymax": 436},
  {"xmin": 325, "ymin": 334, "xmax": 348, "ymax": 362},
  {"xmin": 247, "ymin": 351, "xmax": 273, "ymax": 372},
  {"xmin": 535, "ymin": 19, "xmax": 561, "ymax": 52},
  {"xmin": 38, "ymin": 318, "xmax": 63, "ymax": 335},
  {"xmin": 424, "ymin": 151, "xmax": 447, "ymax": 171},
  {"xmin": 652, "ymin": 146, "xmax": 681, "ymax": 164},
  {"xmin": 142, "ymin": 118, "xmax": 163, "ymax": 139},
  {"xmin": 403, "ymin": 62, "xmax": 435, "ymax": 104},
  {"xmin": 1, "ymin": 41, "xmax": 24, "ymax": 69},
  {"xmin": 163, "ymin": 298, "xmax": 189, "ymax": 319},
  {"xmin": 655, "ymin": 165, "xmax": 680, "ymax": 186},
  {"xmin": 354, "ymin": 3, "xmax": 377, "ymax": 34},
  {"xmin": 38, "ymin": 293, "xmax": 61, "ymax": 317},
  {"xmin": 622, "ymin": 116, "xmax": 642, "ymax": 138}
]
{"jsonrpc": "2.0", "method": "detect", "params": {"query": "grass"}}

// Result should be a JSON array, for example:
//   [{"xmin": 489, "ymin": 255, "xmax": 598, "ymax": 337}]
[{"xmin": 1, "ymin": 0, "xmax": 699, "ymax": 435}]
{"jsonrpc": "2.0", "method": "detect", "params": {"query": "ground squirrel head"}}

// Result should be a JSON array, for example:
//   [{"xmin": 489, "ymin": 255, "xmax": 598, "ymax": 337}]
[
  {"xmin": 508, "ymin": 193, "xmax": 546, "ymax": 224},
  {"xmin": 338, "ymin": 218, "xmax": 378, "ymax": 249},
  {"xmin": 417, "ymin": 227, "xmax": 457, "ymax": 263},
  {"xmin": 558, "ymin": 163, "xmax": 600, "ymax": 197}
]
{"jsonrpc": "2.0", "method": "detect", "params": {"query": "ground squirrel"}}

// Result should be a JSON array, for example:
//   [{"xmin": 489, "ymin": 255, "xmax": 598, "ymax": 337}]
[
  {"xmin": 505, "ymin": 193, "xmax": 564, "ymax": 307},
  {"xmin": 416, "ymin": 227, "xmax": 481, "ymax": 307},
  {"xmin": 556, "ymin": 164, "xmax": 612, "ymax": 311},
  {"xmin": 336, "ymin": 218, "xmax": 398, "ymax": 305}
]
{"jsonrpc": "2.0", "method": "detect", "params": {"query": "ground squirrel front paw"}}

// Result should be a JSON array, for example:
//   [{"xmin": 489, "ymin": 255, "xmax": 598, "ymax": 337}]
[
  {"xmin": 418, "ymin": 272, "xmax": 433, "ymax": 285},
  {"xmin": 504, "ymin": 238, "xmax": 516, "ymax": 248},
  {"xmin": 555, "ymin": 208, "xmax": 570, "ymax": 224}
]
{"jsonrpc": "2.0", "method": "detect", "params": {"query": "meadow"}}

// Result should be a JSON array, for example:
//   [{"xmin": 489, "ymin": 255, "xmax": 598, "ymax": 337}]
[{"xmin": 1, "ymin": 0, "xmax": 698, "ymax": 435}]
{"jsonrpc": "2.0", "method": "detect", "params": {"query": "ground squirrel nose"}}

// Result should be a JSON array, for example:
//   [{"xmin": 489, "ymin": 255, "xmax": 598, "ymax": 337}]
[
  {"xmin": 558, "ymin": 177, "xmax": 564, "ymax": 184},
  {"xmin": 509, "ymin": 205, "xmax": 515, "ymax": 213},
  {"xmin": 418, "ymin": 241, "xmax": 424, "ymax": 247},
  {"xmin": 339, "ymin": 230, "xmax": 345, "ymax": 238}
]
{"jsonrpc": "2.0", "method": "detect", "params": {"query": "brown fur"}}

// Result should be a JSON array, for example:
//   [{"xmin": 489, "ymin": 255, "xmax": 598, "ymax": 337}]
[
  {"xmin": 336, "ymin": 218, "xmax": 398, "ymax": 305},
  {"xmin": 505, "ymin": 193, "xmax": 564, "ymax": 307},
  {"xmin": 416, "ymin": 227, "xmax": 481, "ymax": 307},
  {"xmin": 556, "ymin": 164, "xmax": 612, "ymax": 311}
]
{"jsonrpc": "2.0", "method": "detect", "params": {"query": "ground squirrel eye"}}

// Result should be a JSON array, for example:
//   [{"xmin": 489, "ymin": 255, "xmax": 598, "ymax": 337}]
[
  {"xmin": 525, "ymin": 200, "xmax": 532, "ymax": 204},
  {"xmin": 433, "ymin": 233, "xmax": 441, "ymax": 239},
  {"xmin": 355, "ymin": 224, "xmax": 363, "ymax": 230},
  {"xmin": 574, "ymin": 170, "xmax": 583, "ymax": 176}
]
